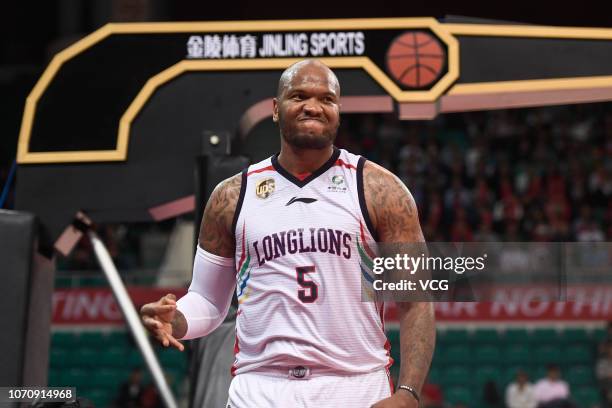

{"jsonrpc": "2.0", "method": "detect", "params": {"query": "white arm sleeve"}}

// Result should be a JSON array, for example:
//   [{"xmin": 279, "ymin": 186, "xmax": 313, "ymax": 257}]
[{"xmin": 176, "ymin": 245, "xmax": 235, "ymax": 340}]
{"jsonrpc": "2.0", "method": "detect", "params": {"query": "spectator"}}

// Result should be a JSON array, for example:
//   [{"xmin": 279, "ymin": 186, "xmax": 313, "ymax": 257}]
[
  {"xmin": 567, "ymin": 160, "xmax": 587, "ymax": 206},
  {"xmin": 599, "ymin": 322, "xmax": 612, "ymax": 354},
  {"xmin": 444, "ymin": 176, "xmax": 471, "ymax": 212},
  {"xmin": 524, "ymin": 167, "xmax": 544, "ymax": 203},
  {"xmin": 139, "ymin": 382, "xmax": 162, "ymax": 408},
  {"xmin": 528, "ymin": 207, "xmax": 551, "ymax": 242},
  {"xmin": 533, "ymin": 364, "xmax": 573, "ymax": 408},
  {"xmin": 506, "ymin": 370, "xmax": 537, "ymax": 408},
  {"xmin": 115, "ymin": 368, "xmax": 144, "ymax": 408},
  {"xmin": 421, "ymin": 382, "xmax": 444, "ymax": 408},
  {"xmin": 474, "ymin": 177, "xmax": 495, "ymax": 207},
  {"xmin": 450, "ymin": 208, "xmax": 474, "ymax": 242},
  {"xmin": 576, "ymin": 220, "xmax": 605, "ymax": 242},
  {"xmin": 549, "ymin": 215, "xmax": 570, "ymax": 241},
  {"xmin": 493, "ymin": 193, "xmax": 524, "ymax": 225},
  {"xmin": 483, "ymin": 380, "xmax": 502, "ymax": 407},
  {"xmin": 589, "ymin": 164, "xmax": 612, "ymax": 207},
  {"xmin": 474, "ymin": 216, "xmax": 499, "ymax": 242},
  {"xmin": 34, "ymin": 398, "xmax": 95, "ymax": 407},
  {"xmin": 546, "ymin": 166, "xmax": 567, "ymax": 200},
  {"xmin": 424, "ymin": 192, "xmax": 443, "ymax": 231},
  {"xmin": 378, "ymin": 113, "xmax": 403, "ymax": 144},
  {"xmin": 596, "ymin": 340, "xmax": 612, "ymax": 405}
]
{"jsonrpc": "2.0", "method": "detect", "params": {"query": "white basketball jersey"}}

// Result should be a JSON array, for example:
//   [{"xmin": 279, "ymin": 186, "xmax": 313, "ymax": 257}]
[{"xmin": 231, "ymin": 147, "xmax": 391, "ymax": 376}]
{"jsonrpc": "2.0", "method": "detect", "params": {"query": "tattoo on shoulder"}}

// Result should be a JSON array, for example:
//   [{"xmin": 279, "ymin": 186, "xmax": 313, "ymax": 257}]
[
  {"xmin": 198, "ymin": 173, "xmax": 242, "ymax": 257},
  {"xmin": 363, "ymin": 161, "xmax": 424, "ymax": 243}
]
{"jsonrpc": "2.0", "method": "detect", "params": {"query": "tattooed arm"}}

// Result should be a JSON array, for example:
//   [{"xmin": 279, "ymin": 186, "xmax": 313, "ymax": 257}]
[
  {"xmin": 364, "ymin": 161, "xmax": 435, "ymax": 408},
  {"xmin": 140, "ymin": 173, "xmax": 242, "ymax": 346},
  {"xmin": 198, "ymin": 173, "xmax": 243, "ymax": 257}
]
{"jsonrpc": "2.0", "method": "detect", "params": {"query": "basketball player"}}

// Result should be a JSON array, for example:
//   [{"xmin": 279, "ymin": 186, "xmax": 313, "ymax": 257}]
[{"xmin": 140, "ymin": 59, "xmax": 435, "ymax": 408}]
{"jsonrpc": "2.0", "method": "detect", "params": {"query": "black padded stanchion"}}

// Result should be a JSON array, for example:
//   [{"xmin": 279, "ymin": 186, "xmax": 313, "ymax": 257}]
[{"xmin": 0, "ymin": 210, "xmax": 54, "ymax": 394}]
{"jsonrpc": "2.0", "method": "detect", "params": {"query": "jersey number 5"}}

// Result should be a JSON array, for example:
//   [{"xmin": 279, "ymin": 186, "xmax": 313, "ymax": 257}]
[{"xmin": 296, "ymin": 266, "xmax": 318, "ymax": 303}]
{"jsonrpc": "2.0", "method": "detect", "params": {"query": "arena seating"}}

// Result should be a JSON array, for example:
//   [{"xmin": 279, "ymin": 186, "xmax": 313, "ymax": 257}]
[
  {"xmin": 48, "ymin": 326, "xmax": 604, "ymax": 407},
  {"xmin": 387, "ymin": 326, "xmax": 605, "ymax": 407},
  {"xmin": 49, "ymin": 331, "xmax": 187, "ymax": 407}
]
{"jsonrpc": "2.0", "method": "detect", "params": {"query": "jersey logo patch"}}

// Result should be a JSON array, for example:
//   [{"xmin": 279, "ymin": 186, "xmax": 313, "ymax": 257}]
[
  {"xmin": 328, "ymin": 174, "xmax": 347, "ymax": 192},
  {"xmin": 255, "ymin": 177, "xmax": 275, "ymax": 199},
  {"xmin": 290, "ymin": 366, "xmax": 309, "ymax": 379},
  {"xmin": 285, "ymin": 197, "xmax": 318, "ymax": 206}
]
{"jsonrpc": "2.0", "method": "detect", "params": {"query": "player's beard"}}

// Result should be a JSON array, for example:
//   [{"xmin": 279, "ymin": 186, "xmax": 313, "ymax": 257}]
[{"xmin": 279, "ymin": 117, "xmax": 338, "ymax": 150}]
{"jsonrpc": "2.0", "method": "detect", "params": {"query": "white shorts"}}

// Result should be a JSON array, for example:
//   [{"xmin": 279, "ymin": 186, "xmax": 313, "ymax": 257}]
[{"xmin": 227, "ymin": 367, "xmax": 393, "ymax": 408}]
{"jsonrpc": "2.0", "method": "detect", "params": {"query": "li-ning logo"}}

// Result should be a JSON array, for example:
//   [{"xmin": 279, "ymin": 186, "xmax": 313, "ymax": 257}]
[
  {"xmin": 255, "ymin": 178, "xmax": 275, "ymax": 199},
  {"xmin": 286, "ymin": 197, "xmax": 318, "ymax": 206},
  {"xmin": 328, "ymin": 175, "xmax": 347, "ymax": 192}
]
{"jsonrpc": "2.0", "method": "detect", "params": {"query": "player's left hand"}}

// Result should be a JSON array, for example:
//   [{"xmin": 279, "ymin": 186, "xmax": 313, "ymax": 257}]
[{"xmin": 370, "ymin": 391, "xmax": 418, "ymax": 408}]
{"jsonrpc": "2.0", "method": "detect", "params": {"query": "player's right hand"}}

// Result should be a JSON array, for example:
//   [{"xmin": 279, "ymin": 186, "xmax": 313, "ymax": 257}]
[{"xmin": 140, "ymin": 293, "xmax": 185, "ymax": 351}]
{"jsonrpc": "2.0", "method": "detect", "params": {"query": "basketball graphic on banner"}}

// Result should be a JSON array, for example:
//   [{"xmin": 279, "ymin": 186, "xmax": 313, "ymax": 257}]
[{"xmin": 386, "ymin": 31, "xmax": 446, "ymax": 89}]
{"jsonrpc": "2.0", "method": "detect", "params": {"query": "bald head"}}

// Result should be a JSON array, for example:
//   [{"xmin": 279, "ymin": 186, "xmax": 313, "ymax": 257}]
[
  {"xmin": 272, "ymin": 59, "xmax": 341, "ymax": 150},
  {"xmin": 277, "ymin": 59, "xmax": 340, "ymax": 99}
]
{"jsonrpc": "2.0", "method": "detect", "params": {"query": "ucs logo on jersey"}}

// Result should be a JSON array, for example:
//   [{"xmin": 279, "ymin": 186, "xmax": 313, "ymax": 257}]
[
  {"xmin": 328, "ymin": 175, "xmax": 347, "ymax": 193},
  {"xmin": 255, "ymin": 177, "xmax": 275, "ymax": 199}
]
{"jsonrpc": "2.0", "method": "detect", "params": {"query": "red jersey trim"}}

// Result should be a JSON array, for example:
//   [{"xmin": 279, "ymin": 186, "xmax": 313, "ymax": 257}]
[
  {"xmin": 231, "ymin": 328, "xmax": 240, "ymax": 376},
  {"xmin": 246, "ymin": 165, "xmax": 275, "ymax": 177},
  {"xmin": 333, "ymin": 159, "xmax": 357, "ymax": 170}
]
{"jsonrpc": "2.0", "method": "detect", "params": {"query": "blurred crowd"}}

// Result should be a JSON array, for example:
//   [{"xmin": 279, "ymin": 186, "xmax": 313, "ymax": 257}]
[
  {"xmin": 2, "ymin": 103, "xmax": 610, "ymax": 271},
  {"xmin": 336, "ymin": 104, "xmax": 612, "ymax": 243}
]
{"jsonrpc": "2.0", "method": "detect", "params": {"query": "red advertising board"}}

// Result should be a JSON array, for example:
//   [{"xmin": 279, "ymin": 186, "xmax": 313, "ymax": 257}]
[
  {"xmin": 51, "ymin": 286, "xmax": 612, "ymax": 325},
  {"xmin": 52, "ymin": 287, "xmax": 186, "ymax": 325}
]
